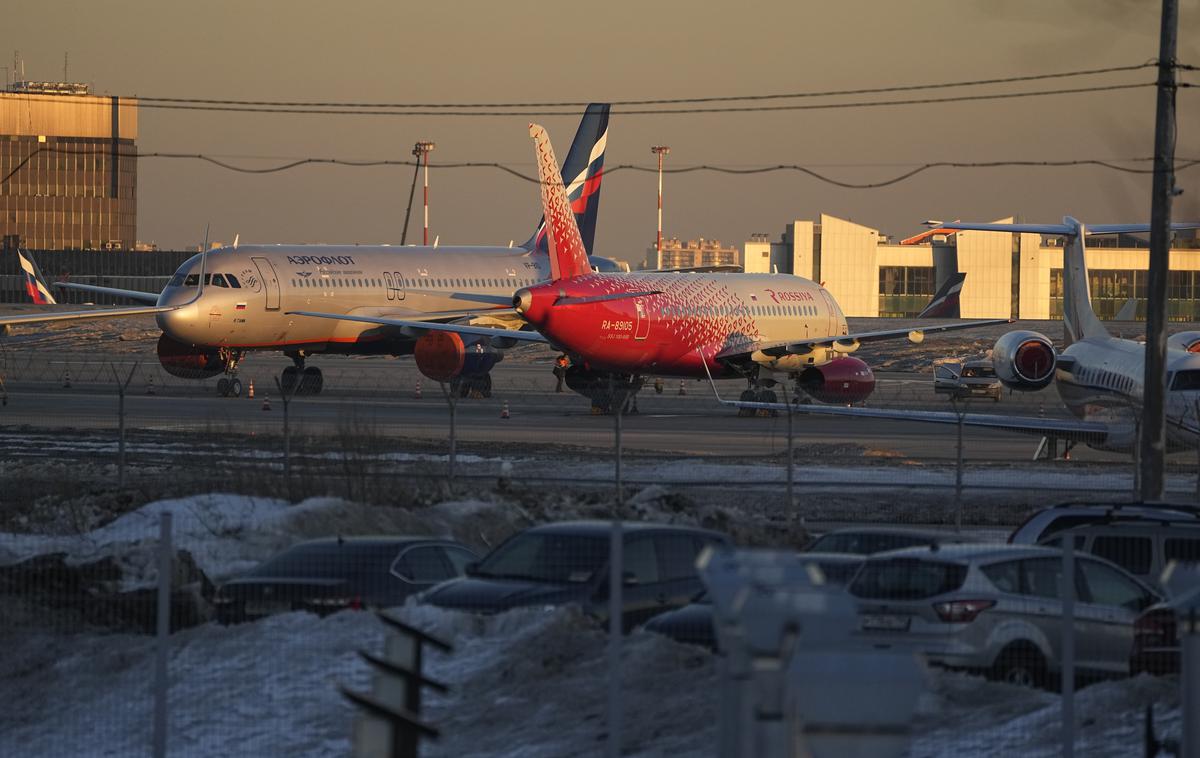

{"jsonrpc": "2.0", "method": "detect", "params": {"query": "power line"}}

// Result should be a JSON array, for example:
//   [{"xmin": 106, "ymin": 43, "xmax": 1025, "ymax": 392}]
[
  {"xmin": 128, "ymin": 82, "xmax": 1151, "ymax": 117},
  {"xmin": 5, "ymin": 145, "xmax": 1198, "ymax": 191}
]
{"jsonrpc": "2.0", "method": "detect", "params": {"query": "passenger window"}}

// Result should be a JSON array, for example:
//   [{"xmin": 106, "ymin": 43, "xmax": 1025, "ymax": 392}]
[
  {"xmin": 394, "ymin": 547, "xmax": 453, "ymax": 583},
  {"xmin": 1165, "ymin": 538, "xmax": 1200, "ymax": 564},
  {"xmin": 656, "ymin": 534, "xmax": 702, "ymax": 580},
  {"xmin": 1020, "ymin": 558, "xmax": 1065, "ymax": 599},
  {"xmin": 981, "ymin": 561, "xmax": 1021, "ymax": 594},
  {"xmin": 1091, "ymin": 536, "xmax": 1153, "ymax": 576},
  {"xmin": 1079, "ymin": 559, "xmax": 1151, "ymax": 611},
  {"xmin": 623, "ymin": 538, "xmax": 660, "ymax": 584}
]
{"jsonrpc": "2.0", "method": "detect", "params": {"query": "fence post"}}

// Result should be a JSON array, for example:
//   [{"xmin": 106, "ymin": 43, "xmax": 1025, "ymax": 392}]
[
  {"xmin": 439, "ymin": 382, "xmax": 457, "ymax": 489},
  {"xmin": 1060, "ymin": 533, "xmax": 1075, "ymax": 758},
  {"xmin": 607, "ymin": 519, "xmax": 624, "ymax": 758},
  {"xmin": 1183, "ymin": 606, "xmax": 1200, "ymax": 758},
  {"xmin": 153, "ymin": 511, "xmax": 173, "ymax": 758},
  {"xmin": 786, "ymin": 395, "xmax": 795, "ymax": 525},
  {"xmin": 273, "ymin": 377, "xmax": 293, "ymax": 500},
  {"xmin": 112, "ymin": 362, "xmax": 138, "ymax": 491},
  {"xmin": 953, "ymin": 398, "xmax": 965, "ymax": 532},
  {"xmin": 614, "ymin": 399, "xmax": 623, "ymax": 507}
]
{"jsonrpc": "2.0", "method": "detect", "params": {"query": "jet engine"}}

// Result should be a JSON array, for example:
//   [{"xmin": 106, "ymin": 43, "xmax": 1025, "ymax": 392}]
[
  {"xmin": 1168, "ymin": 331, "xmax": 1200, "ymax": 352},
  {"xmin": 413, "ymin": 331, "xmax": 501, "ymax": 383},
  {"xmin": 991, "ymin": 330, "xmax": 1056, "ymax": 390},
  {"xmin": 796, "ymin": 357, "xmax": 876, "ymax": 404},
  {"xmin": 156, "ymin": 333, "xmax": 223, "ymax": 379}
]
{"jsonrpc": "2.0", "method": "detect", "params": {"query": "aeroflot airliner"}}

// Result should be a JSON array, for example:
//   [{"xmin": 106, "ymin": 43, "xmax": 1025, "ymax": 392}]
[
  {"xmin": 711, "ymin": 218, "xmax": 1200, "ymax": 457},
  {"xmin": 286, "ymin": 121, "xmax": 1009, "ymax": 410},
  {"xmin": 2, "ymin": 105, "xmax": 612, "ymax": 397}
]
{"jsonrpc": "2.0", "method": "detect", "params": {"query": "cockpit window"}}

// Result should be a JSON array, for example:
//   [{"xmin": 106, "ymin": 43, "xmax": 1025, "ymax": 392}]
[
  {"xmin": 184, "ymin": 274, "xmax": 199, "ymax": 287},
  {"xmin": 210, "ymin": 273, "xmax": 228, "ymax": 288},
  {"xmin": 1171, "ymin": 370, "xmax": 1200, "ymax": 391},
  {"xmin": 226, "ymin": 273, "xmax": 241, "ymax": 288}
]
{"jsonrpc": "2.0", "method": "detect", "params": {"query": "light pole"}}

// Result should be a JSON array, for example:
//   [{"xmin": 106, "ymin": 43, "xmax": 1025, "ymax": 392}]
[
  {"xmin": 651, "ymin": 145, "xmax": 670, "ymax": 266},
  {"xmin": 413, "ymin": 141, "xmax": 436, "ymax": 246}
]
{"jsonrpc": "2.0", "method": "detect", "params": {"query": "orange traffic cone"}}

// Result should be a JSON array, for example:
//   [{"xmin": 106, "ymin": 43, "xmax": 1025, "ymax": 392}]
[
  {"xmin": 500, "ymin": 401, "xmax": 510, "ymax": 419},
  {"xmin": 414, "ymin": 380, "xmax": 423, "ymax": 399},
  {"xmin": 261, "ymin": 394, "xmax": 272, "ymax": 411},
  {"xmin": 247, "ymin": 380, "xmax": 255, "ymax": 399}
]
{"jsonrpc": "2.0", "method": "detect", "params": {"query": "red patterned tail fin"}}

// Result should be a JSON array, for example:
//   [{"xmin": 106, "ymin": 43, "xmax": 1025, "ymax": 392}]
[{"xmin": 529, "ymin": 123, "xmax": 591, "ymax": 281}]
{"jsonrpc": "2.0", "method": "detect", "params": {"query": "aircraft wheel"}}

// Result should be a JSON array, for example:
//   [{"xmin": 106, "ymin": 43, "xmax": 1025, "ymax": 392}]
[
  {"xmin": 310, "ymin": 368, "xmax": 324, "ymax": 395},
  {"xmin": 281, "ymin": 366, "xmax": 299, "ymax": 396},
  {"xmin": 300, "ymin": 367, "xmax": 322, "ymax": 395},
  {"xmin": 478, "ymin": 373, "xmax": 493, "ymax": 399},
  {"xmin": 217, "ymin": 377, "xmax": 231, "ymax": 397},
  {"xmin": 229, "ymin": 378, "xmax": 243, "ymax": 398}
]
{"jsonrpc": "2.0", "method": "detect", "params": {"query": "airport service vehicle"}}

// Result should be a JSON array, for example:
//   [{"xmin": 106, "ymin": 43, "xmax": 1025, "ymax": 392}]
[
  {"xmin": 4, "ymin": 105, "xmax": 613, "ymax": 398},
  {"xmin": 213, "ymin": 537, "xmax": 477, "ymax": 624},
  {"xmin": 419, "ymin": 521, "xmax": 730, "ymax": 631},
  {"xmin": 849, "ymin": 544, "xmax": 1161, "ymax": 688},
  {"xmin": 643, "ymin": 552, "xmax": 864, "ymax": 650},
  {"xmin": 292, "ymin": 122, "xmax": 1007, "ymax": 411},
  {"xmin": 710, "ymin": 217, "xmax": 1200, "ymax": 458},
  {"xmin": 1035, "ymin": 521, "xmax": 1200, "ymax": 591},
  {"xmin": 1008, "ymin": 501, "xmax": 1200, "ymax": 545},
  {"xmin": 933, "ymin": 358, "xmax": 1002, "ymax": 401},
  {"xmin": 804, "ymin": 526, "xmax": 978, "ymax": 556}
]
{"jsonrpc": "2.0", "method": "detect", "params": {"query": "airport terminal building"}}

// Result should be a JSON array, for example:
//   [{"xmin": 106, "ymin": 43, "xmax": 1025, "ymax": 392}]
[
  {"xmin": 744, "ymin": 214, "xmax": 1200, "ymax": 321},
  {"xmin": 0, "ymin": 82, "xmax": 138, "ymax": 251}
]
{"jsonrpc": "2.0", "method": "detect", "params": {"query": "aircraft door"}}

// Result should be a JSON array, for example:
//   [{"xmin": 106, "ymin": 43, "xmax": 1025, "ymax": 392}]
[
  {"xmin": 251, "ymin": 257, "xmax": 281, "ymax": 311},
  {"xmin": 634, "ymin": 299, "xmax": 650, "ymax": 340},
  {"xmin": 819, "ymin": 289, "xmax": 838, "ymax": 335}
]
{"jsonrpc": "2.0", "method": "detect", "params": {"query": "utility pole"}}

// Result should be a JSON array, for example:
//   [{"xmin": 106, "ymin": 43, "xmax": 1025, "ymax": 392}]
[
  {"xmin": 1140, "ymin": 0, "xmax": 1179, "ymax": 501},
  {"xmin": 412, "ymin": 141, "xmax": 436, "ymax": 246},
  {"xmin": 651, "ymin": 145, "xmax": 670, "ymax": 267}
]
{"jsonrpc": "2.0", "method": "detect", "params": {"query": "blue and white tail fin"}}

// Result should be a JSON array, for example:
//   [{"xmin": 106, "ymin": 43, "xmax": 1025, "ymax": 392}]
[
  {"xmin": 529, "ymin": 123, "xmax": 592, "ymax": 281},
  {"xmin": 17, "ymin": 248, "xmax": 57, "ymax": 305},
  {"xmin": 525, "ymin": 103, "xmax": 609, "ymax": 256},
  {"xmin": 917, "ymin": 272, "xmax": 966, "ymax": 319}
]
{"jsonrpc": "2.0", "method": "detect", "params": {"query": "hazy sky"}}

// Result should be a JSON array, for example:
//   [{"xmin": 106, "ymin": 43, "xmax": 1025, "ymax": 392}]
[{"xmin": 8, "ymin": 1, "xmax": 1200, "ymax": 259}]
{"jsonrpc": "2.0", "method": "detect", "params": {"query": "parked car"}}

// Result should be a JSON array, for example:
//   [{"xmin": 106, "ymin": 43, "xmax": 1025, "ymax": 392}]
[
  {"xmin": 1130, "ymin": 598, "xmax": 1184, "ymax": 676},
  {"xmin": 1036, "ymin": 521, "xmax": 1200, "ymax": 591},
  {"xmin": 419, "ymin": 521, "xmax": 731, "ymax": 630},
  {"xmin": 933, "ymin": 358, "xmax": 1002, "ymax": 401},
  {"xmin": 848, "ymin": 544, "xmax": 1161, "ymax": 688},
  {"xmin": 214, "ymin": 537, "xmax": 478, "ymax": 623},
  {"xmin": 1009, "ymin": 501, "xmax": 1200, "ymax": 545},
  {"xmin": 804, "ymin": 527, "xmax": 978, "ymax": 556},
  {"xmin": 643, "ymin": 553, "xmax": 865, "ymax": 650}
]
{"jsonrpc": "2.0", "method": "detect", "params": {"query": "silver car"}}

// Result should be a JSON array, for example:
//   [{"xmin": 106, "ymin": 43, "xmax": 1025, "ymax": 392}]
[{"xmin": 848, "ymin": 544, "xmax": 1161, "ymax": 687}]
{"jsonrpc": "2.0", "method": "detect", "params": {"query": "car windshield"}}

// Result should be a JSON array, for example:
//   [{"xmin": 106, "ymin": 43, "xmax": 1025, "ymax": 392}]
[
  {"xmin": 849, "ymin": 558, "xmax": 968, "ymax": 600},
  {"xmin": 474, "ymin": 533, "xmax": 608, "ymax": 584},
  {"xmin": 807, "ymin": 532, "xmax": 937, "ymax": 555},
  {"xmin": 249, "ymin": 543, "xmax": 398, "ymax": 581}
]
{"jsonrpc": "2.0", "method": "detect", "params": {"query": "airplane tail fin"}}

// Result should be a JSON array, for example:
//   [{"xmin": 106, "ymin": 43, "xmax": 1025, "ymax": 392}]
[
  {"xmin": 917, "ymin": 272, "xmax": 966, "ymax": 318},
  {"xmin": 529, "ymin": 123, "xmax": 592, "ymax": 281},
  {"xmin": 525, "ymin": 103, "xmax": 609, "ymax": 256},
  {"xmin": 17, "ymin": 248, "xmax": 57, "ymax": 305}
]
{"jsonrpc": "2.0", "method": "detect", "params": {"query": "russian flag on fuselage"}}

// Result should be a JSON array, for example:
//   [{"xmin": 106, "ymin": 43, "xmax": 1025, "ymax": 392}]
[
  {"xmin": 530, "ymin": 103, "xmax": 609, "ymax": 257},
  {"xmin": 17, "ymin": 249, "xmax": 56, "ymax": 305}
]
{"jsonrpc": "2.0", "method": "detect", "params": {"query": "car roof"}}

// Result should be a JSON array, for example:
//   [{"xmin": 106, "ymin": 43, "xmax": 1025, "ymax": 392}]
[
  {"xmin": 816, "ymin": 526, "xmax": 977, "ymax": 541},
  {"xmin": 798, "ymin": 552, "xmax": 867, "ymax": 563},
  {"xmin": 524, "ymin": 520, "xmax": 729, "ymax": 540},
  {"xmin": 288, "ymin": 536, "xmax": 460, "ymax": 549},
  {"xmin": 1047, "ymin": 521, "xmax": 1200, "ymax": 536},
  {"xmin": 1040, "ymin": 501, "xmax": 1200, "ymax": 515},
  {"xmin": 867, "ymin": 543, "xmax": 1062, "ymax": 563}
]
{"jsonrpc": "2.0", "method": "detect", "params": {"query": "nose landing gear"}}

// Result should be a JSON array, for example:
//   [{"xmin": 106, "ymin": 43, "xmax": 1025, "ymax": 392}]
[{"xmin": 217, "ymin": 377, "xmax": 244, "ymax": 398}]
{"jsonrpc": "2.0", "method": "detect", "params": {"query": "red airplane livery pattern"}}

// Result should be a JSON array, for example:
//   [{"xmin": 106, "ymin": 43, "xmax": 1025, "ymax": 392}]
[{"xmin": 290, "ymin": 122, "xmax": 1007, "ymax": 410}]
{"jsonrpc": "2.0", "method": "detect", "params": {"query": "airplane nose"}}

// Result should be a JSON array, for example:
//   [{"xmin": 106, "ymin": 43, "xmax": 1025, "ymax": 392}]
[{"xmin": 156, "ymin": 301, "xmax": 198, "ymax": 337}]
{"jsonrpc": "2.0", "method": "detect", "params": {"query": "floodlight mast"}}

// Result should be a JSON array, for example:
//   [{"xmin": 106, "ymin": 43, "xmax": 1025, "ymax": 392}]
[
  {"xmin": 413, "ymin": 141, "xmax": 436, "ymax": 246},
  {"xmin": 651, "ymin": 145, "xmax": 670, "ymax": 264}
]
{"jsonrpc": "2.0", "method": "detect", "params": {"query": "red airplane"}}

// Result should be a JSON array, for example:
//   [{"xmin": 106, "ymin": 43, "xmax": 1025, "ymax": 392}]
[{"xmin": 292, "ymin": 123, "xmax": 1008, "ymax": 411}]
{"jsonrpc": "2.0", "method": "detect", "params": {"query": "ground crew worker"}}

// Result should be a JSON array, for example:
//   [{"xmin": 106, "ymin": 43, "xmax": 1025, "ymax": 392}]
[{"xmin": 553, "ymin": 354, "xmax": 569, "ymax": 392}]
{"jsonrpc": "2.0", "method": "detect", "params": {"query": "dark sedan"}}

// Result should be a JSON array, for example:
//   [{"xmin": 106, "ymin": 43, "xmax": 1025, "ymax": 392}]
[
  {"xmin": 214, "ymin": 537, "xmax": 477, "ymax": 623},
  {"xmin": 419, "ymin": 521, "xmax": 730, "ymax": 630},
  {"xmin": 642, "ymin": 553, "xmax": 866, "ymax": 650}
]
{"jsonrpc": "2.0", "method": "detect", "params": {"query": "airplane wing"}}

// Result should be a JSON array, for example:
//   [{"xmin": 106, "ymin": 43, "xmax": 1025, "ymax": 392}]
[
  {"xmin": 287, "ymin": 310, "xmax": 550, "ymax": 344},
  {"xmin": 715, "ymin": 318, "xmax": 1013, "ymax": 361},
  {"xmin": 54, "ymin": 282, "xmax": 161, "ymax": 304},
  {"xmin": 0, "ymin": 305, "xmax": 178, "ymax": 328},
  {"xmin": 404, "ymin": 289, "xmax": 514, "ymax": 307},
  {"xmin": 698, "ymin": 359, "xmax": 1108, "ymax": 444},
  {"xmin": 644, "ymin": 265, "xmax": 742, "ymax": 274}
]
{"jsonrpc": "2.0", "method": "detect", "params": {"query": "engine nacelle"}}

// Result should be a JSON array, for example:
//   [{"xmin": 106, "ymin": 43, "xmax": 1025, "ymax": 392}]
[
  {"xmin": 1168, "ymin": 331, "xmax": 1200, "ymax": 353},
  {"xmin": 797, "ymin": 357, "xmax": 876, "ymax": 404},
  {"xmin": 413, "ymin": 331, "xmax": 501, "ymax": 382},
  {"xmin": 991, "ymin": 330, "xmax": 1056, "ymax": 390},
  {"xmin": 157, "ymin": 333, "xmax": 223, "ymax": 379}
]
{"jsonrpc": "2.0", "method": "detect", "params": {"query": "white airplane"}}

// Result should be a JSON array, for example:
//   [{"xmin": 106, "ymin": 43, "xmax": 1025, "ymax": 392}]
[
  {"xmin": 706, "ymin": 217, "xmax": 1200, "ymax": 456},
  {"xmin": 2, "ymin": 105, "xmax": 613, "ymax": 397}
]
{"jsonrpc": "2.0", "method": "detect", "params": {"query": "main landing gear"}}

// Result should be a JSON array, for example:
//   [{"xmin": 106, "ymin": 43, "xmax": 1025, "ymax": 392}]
[
  {"xmin": 737, "ymin": 377, "xmax": 781, "ymax": 418},
  {"xmin": 451, "ymin": 373, "xmax": 493, "ymax": 399},
  {"xmin": 281, "ymin": 352, "xmax": 324, "ymax": 396}
]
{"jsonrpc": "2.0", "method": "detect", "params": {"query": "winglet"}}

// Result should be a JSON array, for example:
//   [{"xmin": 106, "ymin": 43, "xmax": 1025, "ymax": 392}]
[{"xmin": 529, "ymin": 123, "xmax": 591, "ymax": 281}]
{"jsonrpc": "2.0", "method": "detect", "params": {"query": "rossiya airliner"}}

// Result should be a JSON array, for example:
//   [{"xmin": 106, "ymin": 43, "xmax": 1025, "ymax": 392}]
[
  {"xmin": 288, "ymin": 121, "xmax": 1010, "ymax": 411},
  {"xmin": 3, "ymin": 104, "xmax": 613, "ymax": 398},
  {"xmin": 708, "ymin": 218, "xmax": 1200, "ymax": 457}
]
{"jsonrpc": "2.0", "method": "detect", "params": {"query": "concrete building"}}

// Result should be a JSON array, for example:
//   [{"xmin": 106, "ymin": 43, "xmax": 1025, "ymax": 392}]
[
  {"xmin": 746, "ymin": 213, "xmax": 1200, "ymax": 321},
  {"xmin": 0, "ymin": 83, "xmax": 138, "ymax": 250},
  {"xmin": 643, "ymin": 236, "xmax": 739, "ymax": 270}
]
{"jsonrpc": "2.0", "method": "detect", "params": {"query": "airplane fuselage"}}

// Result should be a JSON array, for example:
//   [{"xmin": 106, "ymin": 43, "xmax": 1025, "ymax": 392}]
[
  {"xmin": 156, "ymin": 245, "xmax": 549, "ymax": 355},
  {"xmin": 1053, "ymin": 336, "xmax": 1200, "ymax": 451}
]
